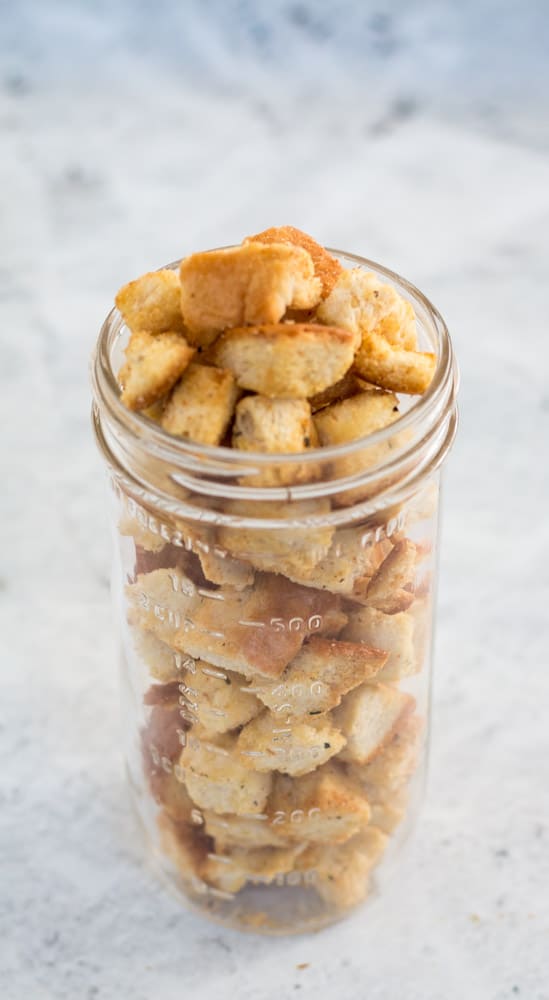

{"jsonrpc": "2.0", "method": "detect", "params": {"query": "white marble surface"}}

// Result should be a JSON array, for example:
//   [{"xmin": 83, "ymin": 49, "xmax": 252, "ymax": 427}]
[{"xmin": 2, "ymin": 4, "xmax": 549, "ymax": 998}]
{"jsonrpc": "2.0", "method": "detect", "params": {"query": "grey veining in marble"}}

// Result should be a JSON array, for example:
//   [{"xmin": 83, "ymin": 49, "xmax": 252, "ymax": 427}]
[{"xmin": 1, "ymin": 3, "xmax": 549, "ymax": 998}]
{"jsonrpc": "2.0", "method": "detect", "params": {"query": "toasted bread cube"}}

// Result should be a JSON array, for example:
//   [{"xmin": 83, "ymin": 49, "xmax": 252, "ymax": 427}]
[
  {"xmin": 317, "ymin": 268, "xmax": 417, "ymax": 350},
  {"xmin": 183, "ymin": 662, "xmax": 262, "ymax": 735},
  {"xmin": 369, "ymin": 790, "xmax": 408, "ymax": 833},
  {"xmin": 161, "ymin": 363, "xmax": 239, "ymax": 445},
  {"xmin": 119, "ymin": 330, "xmax": 195, "ymax": 411},
  {"xmin": 309, "ymin": 369, "xmax": 373, "ymax": 412},
  {"xmin": 115, "ymin": 268, "xmax": 185, "ymax": 335},
  {"xmin": 158, "ymin": 813, "xmax": 209, "ymax": 890},
  {"xmin": 133, "ymin": 630, "xmax": 186, "ymax": 683},
  {"xmin": 218, "ymin": 497, "xmax": 333, "ymax": 578},
  {"xmin": 341, "ymin": 606, "xmax": 417, "ymax": 682},
  {"xmin": 196, "ymin": 544, "xmax": 254, "ymax": 591},
  {"xmin": 245, "ymin": 225, "xmax": 343, "ymax": 298},
  {"xmin": 232, "ymin": 395, "xmax": 317, "ymax": 486},
  {"xmin": 127, "ymin": 568, "xmax": 196, "ymax": 644},
  {"xmin": 347, "ymin": 714, "xmax": 423, "ymax": 802},
  {"xmin": 354, "ymin": 333, "xmax": 436, "ymax": 395},
  {"xmin": 173, "ymin": 573, "xmax": 346, "ymax": 680},
  {"xmin": 213, "ymin": 322, "xmax": 359, "ymax": 399},
  {"xmin": 297, "ymin": 827, "xmax": 388, "ymax": 909},
  {"xmin": 203, "ymin": 811, "xmax": 289, "ymax": 850},
  {"xmin": 283, "ymin": 527, "xmax": 392, "ymax": 597},
  {"xmin": 249, "ymin": 637, "xmax": 387, "ymax": 719},
  {"xmin": 202, "ymin": 843, "xmax": 304, "ymax": 895},
  {"xmin": 180, "ymin": 733, "xmax": 272, "ymax": 815},
  {"xmin": 151, "ymin": 770, "xmax": 195, "ymax": 823},
  {"xmin": 237, "ymin": 710, "xmax": 345, "ymax": 776},
  {"xmin": 269, "ymin": 763, "xmax": 371, "ymax": 844},
  {"xmin": 119, "ymin": 512, "xmax": 167, "ymax": 553},
  {"xmin": 179, "ymin": 242, "xmax": 322, "ymax": 347},
  {"xmin": 333, "ymin": 683, "xmax": 413, "ymax": 764},
  {"xmin": 365, "ymin": 539, "xmax": 416, "ymax": 614}
]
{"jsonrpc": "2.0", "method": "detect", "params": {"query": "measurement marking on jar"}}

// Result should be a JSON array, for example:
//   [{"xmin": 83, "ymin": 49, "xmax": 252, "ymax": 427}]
[
  {"xmin": 201, "ymin": 628, "xmax": 226, "ymax": 639},
  {"xmin": 240, "ymin": 812, "xmax": 268, "ymax": 821},
  {"xmin": 197, "ymin": 588, "xmax": 225, "ymax": 601},
  {"xmin": 208, "ymin": 888, "xmax": 235, "ymax": 901},
  {"xmin": 190, "ymin": 809, "xmax": 203, "ymax": 825},
  {"xmin": 201, "ymin": 740, "xmax": 230, "ymax": 757},
  {"xmin": 207, "ymin": 852, "xmax": 233, "ymax": 865},
  {"xmin": 201, "ymin": 666, "xmax": 229, "ymax": 681},
  {"xmin": 238, "ymin": 620, "xmax": 265, "ymax": 629},
  {"xmin": 272, "ymin": 728, "xmax": 292, "ymax": 736},
  {"xmin": 240, "ymin": 750, "xmax": 265, "ymax": 758}
]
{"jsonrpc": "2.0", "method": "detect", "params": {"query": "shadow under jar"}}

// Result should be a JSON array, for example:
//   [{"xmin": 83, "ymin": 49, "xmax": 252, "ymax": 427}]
[{"xmin": 91, "ymin": 249, "xmax": 458, "ymax": 934}]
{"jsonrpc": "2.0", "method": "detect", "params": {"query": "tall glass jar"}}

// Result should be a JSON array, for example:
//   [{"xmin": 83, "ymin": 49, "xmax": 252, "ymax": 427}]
[{"xmin": 91, "ymin": 250, "xmax": 458, "ymax": 934}]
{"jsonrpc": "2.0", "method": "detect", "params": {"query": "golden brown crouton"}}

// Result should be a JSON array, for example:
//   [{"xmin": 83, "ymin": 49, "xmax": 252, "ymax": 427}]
[
  {"xmin": 237, "ymin": 710, "xmax": 345, "ymax": 776},
  {"xmin": 169, "ymin": 572, "xmax": 346, "ymax": 680},
  {"xmin": 248, "ymin": 637, "xmax": 388, "ymax": 719},
  {"xmin": 232, "ymin": 395, "xmax": 318, "ymax": 486},
  {"xmin": 268, "ymin": 763, "xmax": 371, "ymax": 844},
  {"xmin": 161, "ymin": 363, "xmax": 240, "ymax": 445},
  {"xmin": 347, "ymin": 714, "xmax": 423, "ymax": 802},
  {"xmin": 201, "ymin": 843, "xmax": 304, "ymax": 894},
  {"xmin": 203, "ymin": 811, "xmax": 289, "ymax": 850},
  {"xmin": 283, "ymin": 528, "xmax": 392, "ymax": 598},
  {"xmin": 314, "ymin": 388, "xmax": 400, "ymax": 450},
  {"xmin": 341, "ymin": 606, "xmax": 417, "ymax": 682},
  {"xmin": 180, "ymin": 732, "xmax": 272, "ymax": 815},
  {"xmin": 182, "ymin": 662, "xmax": 262, "ymax": 735},
  {"xmin": 309, "ymin": 369, "xmax": 373, "ymax": 412},
  {"xmin": 297, "ymin": 827, "xmax": 388, "ymax": 909},
  {"xmin": 316, "ymin": 268, "xmax": 417, "ymax": 350},
  {"xmin": 195, "ymin": 544, "xmax": 254, "ymax": 591},
  {"xmin": 179, "ymin": 242, "xmax": 322, "ymax": 347},
  {"xmin": 212, "ymin": 322, "xmax": 359, "ymax": 399},
  {"xmin": 218, "ymin": 498, "xmax": 333, "ymax": 578},
  {"xmin": 354, "ymin": 333, "xmax": 436, "ymax": 395},
  {"xmin": 333, "ymin": 683, "xmax": 414, "ymax": 764},
  {"xmin": 119, "ymin": 330, "xmax": 195, "ymax": 411},
  {"xmin": 365, "ymin": 539, "xmax": 416, "ymax": 614},
  {"xmin": 115, "ymin": 268, "xmax": 185, "ymax": 335},
  {"xmin": 245, "ymin": 225, "xmax": 343, "ymax": 298}
]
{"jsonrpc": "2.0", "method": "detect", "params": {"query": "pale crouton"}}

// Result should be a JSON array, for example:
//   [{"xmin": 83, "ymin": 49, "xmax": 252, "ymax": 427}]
[
  {"xmin": 369, "ymin": 790, "xmax": 408, "ymax": 833},
  {"xmin": 237, "ymin": 710, "xmax": 345, "ymax": 776},
  {"xmin": 115, "ymin": 268, "xmax": 185, "ymax": 335},
  {"xmin": 212, "ymin": 322, "xmax": 359, "ymax": 399},
  {"xmin": 297, "ymin": 827, "xmax": 388, "ymax": 909},
  {"xmin": 133, "ymin": 630, "xmax": 186, "ymax": 683},
  {"xmin": 203, "ymin": 811, "xmax": 289, "ymax": 850},
  {"xmin": 161, "ymin": 362, "xmax": 239, "ymax": 445},
  {"xmin": 316, "ymin": 268, "xmax": 417, "ymax": 350},
  {"xmin": 341, "ymin": 606, "xmax": 417, "ymax": 682},
  {"xmin": 157, "ymin": 812, "xmax": 209, "ymax": 890},
  {"xmin": 179, "ymin": 242, "xmax": 322, "ymax": 347},
  {"xmin": 180, "ymin": 733, "xmax": 272, "ymax": 815},
  {"xmin": 283, "ymin": 528, "xmax": 392, "ymax": 597},
  {"xmin": 182, "ymin": 662, "xmax": 262, "ymax": 735},
  {"xmin": 346, "ymin": 714, "xmax": 423, "ymax": 802},
  {"xmin": 196, "ymin": 544, "xmax": 254, "ymax": 591},
  {"xmin": 268, "ymin": 763, "xmax": 371, "ymax": 844},
  {"xmin": 354, "ymin": 333, "xmax": 436, "ymax": 395},
  {"xmin": 127, "ymin": 568, "xmax": 196, "ymax": 644},
  {"xmin": 333, "ymin": 683, "xmax": 414, "ymax": 764},
  {"xmin": 248, "ymin": 637, "xmax": 388, "ymax": 719},
  {"xmin": 119, "ymin": 513, "xmax": 167, "ymax": 553},
  {"xmin": 245, "ymin": 225, "xmax": 343, "ymax": 298},
  {"xmin": 202, "ymin": 843, "xmax": 304, "ymax": 894},
  {"xmin": 172, "ymin": 573, "xmax": 346, "ymax": 680},
  {"xmin": 218, "ymin": 498, "xmax": 333, "ymax": 578},
  {"xmin": 365, "ymin": 539, "xmax": 416, "ymax": 614},
  {"xmin": 232, "ymin": 395, "xmax": 317, "ymax": 486},
  {"xmin": 119, "ymin": 330, "xmax": 195, "ymax": 411}
]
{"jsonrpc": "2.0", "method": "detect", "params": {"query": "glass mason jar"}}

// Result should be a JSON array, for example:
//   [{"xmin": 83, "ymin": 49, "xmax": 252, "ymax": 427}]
[{"xmin": 91, "ymin": 249, "xmax": 458, "ymax": 934}]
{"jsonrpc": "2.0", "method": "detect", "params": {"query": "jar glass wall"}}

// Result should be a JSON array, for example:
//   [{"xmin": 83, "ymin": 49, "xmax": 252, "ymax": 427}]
[{"xmin": 92, "ymin": 250, "xmax": 458, "ymax": 934}]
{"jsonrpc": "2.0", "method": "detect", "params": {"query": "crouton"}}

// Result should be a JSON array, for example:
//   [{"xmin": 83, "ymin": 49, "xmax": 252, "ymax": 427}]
[
  {"xmin": 354, "ymin": 333, "xmax": 436, "ymax": 395},
  {"xmin": 282, "ymin": 528, "xmax": 392, "ymax": 597},
  {"xmin": 196, "ymin": 544, "xmax": 254, "ymax": 591},
  {"xmin": 316, "ymin": 268, "xmax": 417, "ymax": 350},
  {"xmin": 346, "ymin": 714, "xmax": 423, "ymax": 802},
  {"xmin": 369, "ymin": 791, "xmax": 408, "ymax": 833},
  {"xmin": 237, "ymin": 710, "xmax": 345, "ymax": 776},
  {"xmin": 157, "ymin": 813, "xmax": 209, "ymax": 890},
  {"xmin": 297, "ymin": 827, "xmax": 388, "ymax": 909},
  {"xmin": 161, "ymin": 362, "xmax": 240, "ymax": 445},
  {"xmin": 212, "ymin": 322, "xmax": 359, "ymax": 399},
  {"xmin": 182, "ymin": 662, "xmax": 262, "ymax": 735},
  {"xmin": 202, "ymin": 843, "xmax": 304, "ymax": 895},
  {"xmin": 309, "ymin": 369, "xmax": 373, "ymax": 412},
  {"xmin": 365, "ymin": 539, "xmax": 416, "ymax": 614},
  {"xmin": 115, "ymin": 268, "xmax": 185, "ymax": 335},
  {"xmin": 341, "ymin": 606, "xmax": 417, "ymax": 682},
  {"xmin": 203, "ymin": 811, "xmax": 289, "ymax": 850},
  {"xmin": 333, "ymin": 683, "xmax": 414, "ymax": 764},
  {"xmin": 218, "ymin": 498, "xmax": 333, "ymax": 578},
  {"xmin": 119, "ymin": 513, "xmax": 167, "ymax": 553},
  {"xmin": 127, "ymin": 568, "xmax": 196, "ymax": 644},
  {"xmin": 268, "ymin": 763, "xmax": 371, "ymax": 844},
  {"xmin": 180, "ymin": 733, "xmax": 272, "ymax": 815},
  {"xmin": 179, "ymin": 242, "xmax": 322, "ymax": 347},
  {"xmin": 132, "ymin": 629, "xmax": 186, "ymax": 683},
  {"xmin": 119, "ymin": 330, "xmax": 195, "ymax": 410},
  {"xmin": 232, "ymin": 395, "xmax": 317, "ymax": 486},
  {"xmin": 245, "ymin": 225, "xmax": 343, "ymax": 298},
  {"xmin": 171, "ymin": 572, "xmax": 346, "ymax": 680},
  {"xmin": 248, "ymin": 637, "xmax": 388, "ymax": 719},
  {"xmin": 151, "ymin": 770, "xmax": 196, "ymax": 824}
]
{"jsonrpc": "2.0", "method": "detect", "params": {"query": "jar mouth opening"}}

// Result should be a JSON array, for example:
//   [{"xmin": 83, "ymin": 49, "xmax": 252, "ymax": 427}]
[{"xmin": 92, "ymin": 248, "xmax": 457, "ymax": 467}]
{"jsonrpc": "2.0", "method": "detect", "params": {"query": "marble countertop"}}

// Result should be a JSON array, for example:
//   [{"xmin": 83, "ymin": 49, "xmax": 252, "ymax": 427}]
[{"xmin": 2, "ymin": 3, "xmax": 549, "ymax": 998}]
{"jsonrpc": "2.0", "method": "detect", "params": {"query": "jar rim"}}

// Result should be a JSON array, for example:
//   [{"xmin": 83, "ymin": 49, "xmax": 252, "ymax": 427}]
[{"xmin": 91, "ymin": 247, "xmax": 458, "ymax": 511}]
